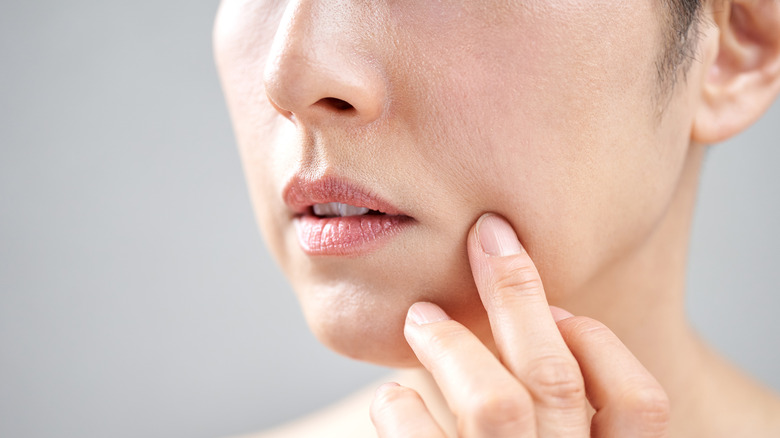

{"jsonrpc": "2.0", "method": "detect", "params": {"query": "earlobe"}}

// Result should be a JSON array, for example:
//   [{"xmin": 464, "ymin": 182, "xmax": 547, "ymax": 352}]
[{"xmin": 691, "ymin": 0, "xmax": 780, "ymax": 144}]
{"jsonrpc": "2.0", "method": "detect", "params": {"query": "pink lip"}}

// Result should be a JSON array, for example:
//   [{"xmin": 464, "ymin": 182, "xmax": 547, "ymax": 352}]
[{"xmin": 283, "ymin": 175, "xmax": 414, "ymax": 256}]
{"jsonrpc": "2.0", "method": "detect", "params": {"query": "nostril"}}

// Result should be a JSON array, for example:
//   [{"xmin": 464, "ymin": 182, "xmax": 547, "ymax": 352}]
[{"xmin": 316, "ymin": 97, "xmax": 355, "ymax": 111}]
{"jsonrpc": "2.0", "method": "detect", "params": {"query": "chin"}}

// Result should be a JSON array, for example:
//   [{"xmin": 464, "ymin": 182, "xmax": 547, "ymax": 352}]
[
  {"xmin": 290, "ymin": 263, "xmax": 494, "ymax": 367},
  {"xmin": 304, "ymin": 294, "xmax": 421, "ymax": 367}
]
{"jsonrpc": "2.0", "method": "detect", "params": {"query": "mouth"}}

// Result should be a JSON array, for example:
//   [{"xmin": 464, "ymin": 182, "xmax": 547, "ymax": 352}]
[{"xmin": 283, "ymin": 175, "xmax": 415, "ymax": 256}]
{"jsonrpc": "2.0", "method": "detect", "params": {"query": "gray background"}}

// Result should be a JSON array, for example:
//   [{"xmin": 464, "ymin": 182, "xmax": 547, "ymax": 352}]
[{"xmin": 0, "ymin": 1, "xmax": 778, "ymax": 437}]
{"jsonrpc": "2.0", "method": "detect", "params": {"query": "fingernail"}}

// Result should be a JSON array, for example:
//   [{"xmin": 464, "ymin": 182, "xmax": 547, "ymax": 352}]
[
  {"xmin": 477, "ymin": 214, "xmax": 522, "ymax": 256},
  {"xmin": 407, "ymin": 302, "xmax": 450, "ymax": 325}
]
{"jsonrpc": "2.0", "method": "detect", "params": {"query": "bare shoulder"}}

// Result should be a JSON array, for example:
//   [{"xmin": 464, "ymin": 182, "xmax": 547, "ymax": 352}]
[{"xmin": 225, "ymin": 378, "xmax": 386, "ymax": 438}]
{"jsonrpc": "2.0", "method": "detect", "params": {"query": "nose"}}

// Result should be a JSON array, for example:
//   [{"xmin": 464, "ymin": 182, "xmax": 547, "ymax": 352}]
[{"xmin": 263, "ymin": 0, "xmax": 386, "ymax": 126}]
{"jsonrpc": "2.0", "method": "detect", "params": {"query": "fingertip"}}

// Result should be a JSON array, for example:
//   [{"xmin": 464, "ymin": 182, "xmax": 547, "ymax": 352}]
[
  {"xmin": 375, "ymin": 382, "xmax": 401, "ymax": 397},
  {"xmin": 549, "ymin": 305, "xmax": 575, "ymax": 322},
  {"xmin": 372, "ymin": 382, "xmax": 402, "ymax": 409},
  {"xmin": 407, "ymin": 302, "xmax": 450, "ymax": 325},
  {"xmin": 370, "ymin": 382, "xmax": 447, "ymax": 438},
  {"xmin": 475, "ymin": 213, "xmax": 523, "ymax": 257}
]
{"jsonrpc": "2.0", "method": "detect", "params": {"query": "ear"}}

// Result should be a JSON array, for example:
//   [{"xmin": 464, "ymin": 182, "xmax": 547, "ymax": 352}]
[{"xmin": 692, "ymin": 0, "xmax": 780, "ymax": 144}]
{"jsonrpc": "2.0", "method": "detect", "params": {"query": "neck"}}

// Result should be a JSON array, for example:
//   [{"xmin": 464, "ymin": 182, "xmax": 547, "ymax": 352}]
[
  {"xmin": 567, "ymin": 144, "xmax": 705, "ymax": 409},
  {"xmin": 395, "ymin": 144, "xmax": 780, "ymax": 436},
  {"xmin": 565, "ymin": 143, "xmax": 708, "ymax": 434}
]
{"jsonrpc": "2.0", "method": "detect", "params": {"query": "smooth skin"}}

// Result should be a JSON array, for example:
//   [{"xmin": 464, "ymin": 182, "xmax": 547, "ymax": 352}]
[
  {"xmin": 371, "ymin": 214, "xmax": 670, "ymax": 437},
  {"xmin": 215, "ymin": 0, "xmax": 780, "ymax": 436}
]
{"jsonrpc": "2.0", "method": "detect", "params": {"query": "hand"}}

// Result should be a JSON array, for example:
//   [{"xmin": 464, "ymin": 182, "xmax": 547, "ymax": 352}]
[{"xmin": 370, "ymin": 214, "xmax": 670, "ymax": 437}]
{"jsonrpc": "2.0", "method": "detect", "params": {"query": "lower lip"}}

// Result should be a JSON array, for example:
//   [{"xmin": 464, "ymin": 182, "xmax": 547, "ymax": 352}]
[{"xmin": 294, "ymin": 214, "xmax": 413, "ymax": 256}]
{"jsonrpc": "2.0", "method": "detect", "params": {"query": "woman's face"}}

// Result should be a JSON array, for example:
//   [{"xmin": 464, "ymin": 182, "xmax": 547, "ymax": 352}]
[{"xmin": 214, "ymin": 0, "xmax": 700, "ymax": 366}]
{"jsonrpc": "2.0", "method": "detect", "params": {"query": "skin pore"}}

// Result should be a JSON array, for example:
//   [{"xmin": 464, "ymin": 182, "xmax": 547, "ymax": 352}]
[{"xmin": 214, "ymin": 0, "xmax": 780, "ymax": 436}]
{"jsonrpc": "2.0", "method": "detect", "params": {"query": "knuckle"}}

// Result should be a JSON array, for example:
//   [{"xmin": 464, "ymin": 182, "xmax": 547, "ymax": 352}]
[
  {"xmin": 424, "ymin": 322, "xmax": 465, "ymax": 353},
  {"xmin": 491, "ymin": 257, "xmax": 544, "ymax": 298},
  {"xmin": 464, "ymin": 391, "xmax": 531, "ymax": 431},
  {"xmin": 621, "ymin": 386, "xmax": 671, "ymax": 430},
  {"xmin": 525, "ymin": 355, "xmax": 585, "ymax": 407}
]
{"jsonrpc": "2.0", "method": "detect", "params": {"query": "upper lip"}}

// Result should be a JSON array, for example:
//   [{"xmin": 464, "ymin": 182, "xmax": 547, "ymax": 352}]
[{"xmin": 283, "ymin": 174, "xmax": 410, "ymax": 217}]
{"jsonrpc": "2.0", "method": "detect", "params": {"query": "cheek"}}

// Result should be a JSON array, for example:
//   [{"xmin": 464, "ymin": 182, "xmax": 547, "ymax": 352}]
[
  {"xmin": 391, "ymin": 0, "xmax": 684, "ymax": 297},
  {"xmin": 215, "ymin": 0, "xmax": 297, "ymax": 262}
]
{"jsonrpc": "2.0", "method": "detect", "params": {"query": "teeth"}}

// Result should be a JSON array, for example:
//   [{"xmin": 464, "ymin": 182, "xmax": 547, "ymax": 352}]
[
  {"xmin": 312, "ymin": 202, "xmax": 339, "ymax": 217},
  {"xmin": 338, "ymin": 203, "xmax": 370, "ymax": 217},
  {"xmin": 312, "ymin": 202, "xmax": 370, "ymax": 217}
]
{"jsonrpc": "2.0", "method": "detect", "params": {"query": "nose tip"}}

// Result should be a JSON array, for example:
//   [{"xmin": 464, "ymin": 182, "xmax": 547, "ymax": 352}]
[{"xmin": 262, "ymin": 5, "xmax": 386, "ymax": 127}]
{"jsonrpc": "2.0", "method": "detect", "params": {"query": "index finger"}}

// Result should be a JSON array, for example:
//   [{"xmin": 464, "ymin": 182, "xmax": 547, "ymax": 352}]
[
  {"xmin": 467, "ymin": 213, "xmax": 588, "ymax": 434},
  {"xmin": 467, "ymin": 214, "xmax": 570, "ymax": 371}
]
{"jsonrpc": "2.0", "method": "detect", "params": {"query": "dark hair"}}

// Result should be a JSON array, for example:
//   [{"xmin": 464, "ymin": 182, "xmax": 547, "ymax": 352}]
[{"xmin": 658, "ymin": 0, "xmax": 705, "ymax": 97}]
